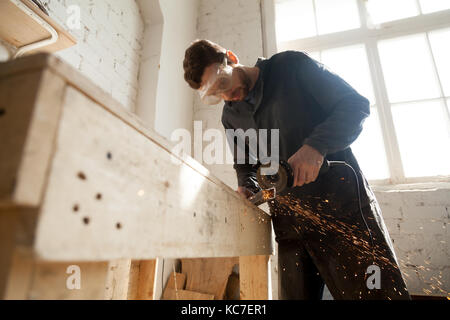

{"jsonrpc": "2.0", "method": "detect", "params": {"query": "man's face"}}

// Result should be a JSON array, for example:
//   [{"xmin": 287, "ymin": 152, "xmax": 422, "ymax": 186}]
[{"xmin": 200, "ymin": 64, "xmax": 251, "ymax": 103}]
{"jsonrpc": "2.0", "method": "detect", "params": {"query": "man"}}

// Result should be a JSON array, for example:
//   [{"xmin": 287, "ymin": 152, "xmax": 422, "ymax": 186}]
[{"xmin": 183, "ymin": 39, "xmax": 410, "ymax": 300}]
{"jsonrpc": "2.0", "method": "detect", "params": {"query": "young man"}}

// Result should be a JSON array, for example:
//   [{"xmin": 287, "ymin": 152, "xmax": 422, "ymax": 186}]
[{"xmin": 183, "ymin": 39, "xmax": 410, "ymax": 300}]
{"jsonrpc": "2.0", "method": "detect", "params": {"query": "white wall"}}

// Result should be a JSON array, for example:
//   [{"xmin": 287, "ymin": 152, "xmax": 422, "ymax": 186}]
[
  {"xmin": 150, "ymin": 0, "xmax": 199, "ymax": 139},
  {"xmin": 194, "ymin": 0, "xmax": 449, "ymax": 297},
  {"xmin": 135, "ymin": 0, "xmax": 163, "ymax": 130},
  {"xmin": 376, "ymin": 186, "xmax": 450, "ymax": 296},
  {"xmin": 195, "ymin": 0, "xmax": 264, "ymax": 189},
  {"xmin": 40, "ymin": 0, "xmax": 144, "ymax": 111},
  {"xmin": 135, "ymin": 0, "xmax": 199, "ymax": 299}
]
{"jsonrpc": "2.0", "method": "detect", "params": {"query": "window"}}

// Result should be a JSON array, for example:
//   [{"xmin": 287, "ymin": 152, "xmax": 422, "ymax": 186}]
[
  {"xmin": 275, "ymin": 0, "xmax": 450, "ymax": 184},
  {"xmin": 275, "ymin": 0, "xmax": 360, "ymax": 42}
]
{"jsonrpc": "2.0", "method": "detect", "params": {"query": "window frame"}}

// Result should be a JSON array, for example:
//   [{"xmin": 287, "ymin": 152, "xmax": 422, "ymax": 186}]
[{"xmin": 264, "ymin": 0, "xmax": 450, "ymax": 185}]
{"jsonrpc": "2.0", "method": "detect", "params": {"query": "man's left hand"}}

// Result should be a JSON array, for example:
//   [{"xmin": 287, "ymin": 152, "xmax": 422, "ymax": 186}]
[{"xmin": 288, "ymin": 144, "xmax": 324, "ymax": 187}]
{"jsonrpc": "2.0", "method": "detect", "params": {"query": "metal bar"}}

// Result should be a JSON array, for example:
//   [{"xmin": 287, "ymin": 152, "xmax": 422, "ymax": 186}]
[{"xmin": 11, "ymin": 0, "xmax": 58, "ymax": 59}]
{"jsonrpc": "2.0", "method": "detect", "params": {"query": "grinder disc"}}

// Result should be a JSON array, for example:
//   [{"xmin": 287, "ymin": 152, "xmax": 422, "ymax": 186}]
[{"xmin": 256, "ymin": 161, "xmax": 293, "ymax": 194}]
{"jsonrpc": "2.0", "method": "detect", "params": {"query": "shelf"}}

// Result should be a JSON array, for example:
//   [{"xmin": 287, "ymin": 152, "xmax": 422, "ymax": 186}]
[{"xmin": 0, "ymin": 0, "xmax": 76, "ymax": 55}]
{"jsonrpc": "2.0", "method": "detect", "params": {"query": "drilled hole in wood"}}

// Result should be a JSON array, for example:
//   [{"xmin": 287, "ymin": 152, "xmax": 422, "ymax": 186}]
[
  {"xmin": 116, "ymin": 222, "xmax": 122, "ymax": 229},
  {"xmin": 193, "ymin": 212, "xmax": 196, "ymax": 217},
  {"xmin": 83, "ymin": 217, "xmax": 90, "ymax": 225},
  {"xmin": 96, "ymin": 193, "xmax": 102, "ymax": 200},
  {"xmin": 107, "ymin": 152, "xmax": 112, "ymax": 160},
  {"xmin": 0, "ymin": 108, "xmax": 5, "ymax": 117},
  {"xmin": 73, "ymin": 204, "xmax": 79, "ymax": 212},
  {"xmin": 77, "ymin": 172, "xmax": 87, "ymax": 180},
  {"xmin": 225, "ymin": 217, "xmax": 227, "ymax": 223}
]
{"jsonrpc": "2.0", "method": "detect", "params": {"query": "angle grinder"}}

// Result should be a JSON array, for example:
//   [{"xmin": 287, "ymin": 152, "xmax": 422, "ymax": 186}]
[{"xmin": 249, "ymin": 160, "xmax": 331, "ymax": 206}]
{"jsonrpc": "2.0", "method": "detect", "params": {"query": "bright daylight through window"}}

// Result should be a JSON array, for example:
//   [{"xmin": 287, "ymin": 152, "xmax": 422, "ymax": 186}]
[{"xmin": 275, "ymin": 0, "xmax": 450, "ymax": 183}]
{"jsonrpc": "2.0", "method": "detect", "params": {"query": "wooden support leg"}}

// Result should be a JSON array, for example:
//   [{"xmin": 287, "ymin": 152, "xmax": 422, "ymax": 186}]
[
  {"xmin": 239, "ymin": 255, "xmax": 270, "ymax": 300},
  {"xmin": 5, "ymin": 250, "xmax": 109, "ymax": 300},
  {"xmin": 130, "ymin": 260, "xmax": 157, "ymax": 300},
  {"xmin": 0, "ymin": 208, "xmax": 18, "ymax": 299},
  {"xmin": 106, "ymin": 259, "xmax": 157, "ymax": 300}
]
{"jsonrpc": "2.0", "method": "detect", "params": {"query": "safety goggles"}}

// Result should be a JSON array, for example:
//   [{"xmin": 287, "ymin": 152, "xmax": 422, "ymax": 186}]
[{"xmin": 198, "ymin": 56, "xmax": 234, "ymax": 105}]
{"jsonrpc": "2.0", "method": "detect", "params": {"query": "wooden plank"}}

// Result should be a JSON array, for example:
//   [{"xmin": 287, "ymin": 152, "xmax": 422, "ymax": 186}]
[
  {"xmin": 26, "ymin": 261, "xmax": 109, "ymax": 299},
  {"xmin": 105, "ymin": 259, "xmax": 157, "ymax": 300},
  {"xmin": 182, "ymin": 258, "xmax": 238, "ymax": 300},
  {"xmin": 239, "ymin": 255, "xmax": 270, "ymax": 300},
  {"xmin": 161, "ymin": 272, "xmax": 186, "ymax": 301},
  {"xmin": 126, "ymin": 260, "xmax": 141, "ymax": 299},
  {"xmin": 134, "ymin": 260, "xmax": 157, "ymax": 300},
  {"xmin": 0, "ymin": 206, "xmax": 39, "ymax": 299},
  {"xmin": 5, "ymin": 246, "xmax": 109, "ymax": 300},
  {"xmin": 4, "ymin": 246, "xmax": 35, "ymax": 300},
  {"xmin": 162, "ymin": 288, "xmax": 214, "ymax": 300},
  {"xmin": 0, "ymin": 0, "xmax": 76, "ymax": 54},
  {"xmin": 104, "ymin": 259, "xmax": 132, "ymax": 300},
  {"xmin": 0, "ymin": 54, "xmax": 273, "ymax": 261},
  {"xmin": 0, "ymin": 209, "xmax": 18, "ymax": 299},
  {"xmin": 166, "ymin": 272, "xmax": 186, "ymax": 290},
  {"xmin": 0, "ymin": 69, "xmax": 66, "ymax": 207},
  {"xmin": 32, "ymin": 86, "xmax": 271, "ymax": 260}
]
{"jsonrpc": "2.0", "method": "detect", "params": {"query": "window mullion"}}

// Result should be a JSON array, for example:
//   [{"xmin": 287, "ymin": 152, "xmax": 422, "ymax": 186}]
[
  {"xmin": 356, "ymin": 0, "xmax": 369, "ymax": 31},
  {"xmin": 424, "ymin": 32, "xmax": 450, "ymax": 133},
  {"xmin": 312, "ymin": 0, "xmax": 319, "ymax": 36},
  {"xmin": 365, "ymin": 40, "xmax": 405, "ymax": 183},
  {"xmin": 415, "ymin": 0, "xmax": 423, "ymax": 15}
]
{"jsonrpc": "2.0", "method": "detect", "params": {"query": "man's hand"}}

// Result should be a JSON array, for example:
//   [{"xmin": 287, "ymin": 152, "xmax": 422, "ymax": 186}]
[
  {"xmin": 288, "ymin": 144, "xmax": 324, "ymax": 187},
  {"xmin": 237, "ymin": 186, "xmax": 254, "ymax": 199}
]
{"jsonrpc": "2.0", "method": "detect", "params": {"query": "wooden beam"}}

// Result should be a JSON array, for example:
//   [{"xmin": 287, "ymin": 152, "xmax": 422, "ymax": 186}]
[
  {"xmin": 5, "ymin": 246, "xmax": 109, "ymax": 300},
  {"xmin": 239, "ymin": 255, "xmax": 270, "ymax": 300},
  {"xmin": 0, "ymin": 54, "xmax": 274, "ymax": 300},
  {"xmin": 0, "ymin": 209, "xmax": 18, "ymax": 299},
  {"xmin": 0, "ymin": 68, "xmax": 66, "ymax": 207},
  {"xmin": 0, "ymin": 54, "xmax": 273, "ymax": 261}
]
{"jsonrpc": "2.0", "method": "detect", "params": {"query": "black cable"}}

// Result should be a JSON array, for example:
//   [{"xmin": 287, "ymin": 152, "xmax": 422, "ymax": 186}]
[{"xmin": 328, "ymin": 161, "xmax": 376, "ymax": 263}]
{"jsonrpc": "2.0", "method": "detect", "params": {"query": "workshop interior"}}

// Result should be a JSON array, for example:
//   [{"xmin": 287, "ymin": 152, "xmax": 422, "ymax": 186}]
[{"xmin": 0, "ymin": 0, "xmax": 449, "ymax": 301}]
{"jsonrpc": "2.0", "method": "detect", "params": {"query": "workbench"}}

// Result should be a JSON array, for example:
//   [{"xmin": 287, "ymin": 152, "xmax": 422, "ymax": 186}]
[{"xmin": 0, "ymin": 54, "xmax": 273, "ymax": 299}]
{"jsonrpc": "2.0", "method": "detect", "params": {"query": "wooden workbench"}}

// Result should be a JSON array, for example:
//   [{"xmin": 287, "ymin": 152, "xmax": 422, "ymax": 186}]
[{"xmin": 0, "ymin": 54, "xmax": 273, "ymax": 300}]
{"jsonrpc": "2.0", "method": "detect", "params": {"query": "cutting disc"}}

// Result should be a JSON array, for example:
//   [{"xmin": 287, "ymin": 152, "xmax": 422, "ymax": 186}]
[{"xmin": 256, "ymin": 161, "xmax": 293, "ymax": 194}]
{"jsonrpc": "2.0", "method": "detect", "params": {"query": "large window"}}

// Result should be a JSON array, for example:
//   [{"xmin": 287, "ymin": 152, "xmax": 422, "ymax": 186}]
[{"xmin": 275, "ymin": 0, "xmax": 450, "ymax": 184}]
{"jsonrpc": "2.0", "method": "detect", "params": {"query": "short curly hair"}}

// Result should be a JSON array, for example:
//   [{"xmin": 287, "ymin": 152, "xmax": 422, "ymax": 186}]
[{"xmin": 183, "ymin": 39, "xmax": 227, "ymax": 90}]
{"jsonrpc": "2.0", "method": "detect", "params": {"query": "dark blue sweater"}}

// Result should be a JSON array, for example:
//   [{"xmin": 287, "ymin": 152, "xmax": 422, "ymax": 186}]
[{"xmin": 221, "ymin": 51, "xmax": 370, "ymax": 193}]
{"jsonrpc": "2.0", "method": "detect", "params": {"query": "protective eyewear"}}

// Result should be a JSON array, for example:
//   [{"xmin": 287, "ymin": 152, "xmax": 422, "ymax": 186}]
[{"xmin": 198, "ymin": 56, "xmax": 233, "ymax": 105}]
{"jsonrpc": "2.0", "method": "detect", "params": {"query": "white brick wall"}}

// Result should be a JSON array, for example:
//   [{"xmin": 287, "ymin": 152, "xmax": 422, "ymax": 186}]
[
  {"xmin": 377, "ymin": 188, "xmax": 450, "ymax": 296},
  {"xmin": 41, "ymin": 0, "xmax": 144, "ymax": 111}
]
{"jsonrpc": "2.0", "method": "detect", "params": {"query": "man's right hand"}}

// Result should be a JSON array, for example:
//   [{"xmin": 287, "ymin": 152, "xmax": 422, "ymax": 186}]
[{"xmin": 237, "ymin": 186, "xmax": 254, "ymax": 199}]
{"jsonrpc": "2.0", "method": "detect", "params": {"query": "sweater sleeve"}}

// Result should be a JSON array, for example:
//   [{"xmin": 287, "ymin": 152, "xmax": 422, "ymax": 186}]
[
  {"xmin": 293, "ymin": 52, "xmax": 370, "ymax": 156},
  {"xmin": 221, "ymin": 117, "xmax": 261, "ymax": 193}
]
